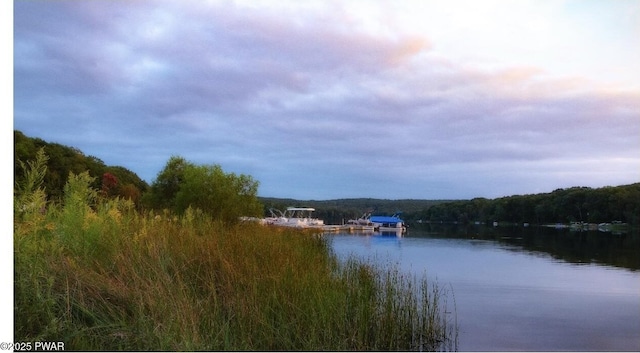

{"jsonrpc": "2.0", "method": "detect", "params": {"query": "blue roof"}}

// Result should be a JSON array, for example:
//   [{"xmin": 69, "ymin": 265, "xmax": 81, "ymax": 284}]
[{"xmin": 370, "ymin": 215, "xmax": 403, "ymax": 223}]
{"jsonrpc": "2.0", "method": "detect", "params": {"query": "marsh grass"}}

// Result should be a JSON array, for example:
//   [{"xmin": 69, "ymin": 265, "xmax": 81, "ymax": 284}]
[{"xmin": 14, "ymin": 156, "xmax": 457, "ymax": 351}]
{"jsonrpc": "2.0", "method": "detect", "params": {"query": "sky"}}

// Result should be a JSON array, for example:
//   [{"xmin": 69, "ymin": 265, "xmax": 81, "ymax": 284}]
[{"xmin": 11, "ymin": 0, "xmax": 640, "ymax": 200}]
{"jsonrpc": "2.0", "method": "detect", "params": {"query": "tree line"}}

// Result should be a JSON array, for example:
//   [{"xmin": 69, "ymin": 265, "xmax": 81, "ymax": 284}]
[
  {"xmin": 15, "ymin": 130, "xmax": 639, "ymax": 226},
  {"xmin": 416, "ymin": 185, "xmax": 640, "ymax": 225},
  {"xmin": 262, "ymin": 183, "xmax": 640, "ymax": 226}
]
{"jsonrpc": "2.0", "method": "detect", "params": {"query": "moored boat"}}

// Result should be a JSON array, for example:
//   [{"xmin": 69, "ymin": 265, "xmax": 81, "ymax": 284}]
[
  {"xmin": 265, "ymin": 207, "xmax": 325, "ymax": 229},
  {"xmin": 343, "ymin": 213, "xmax": 376, "ymax": 232},
  {"xmin": 370, "ymin": 213, "xmax": 406, "ymax": 234}
]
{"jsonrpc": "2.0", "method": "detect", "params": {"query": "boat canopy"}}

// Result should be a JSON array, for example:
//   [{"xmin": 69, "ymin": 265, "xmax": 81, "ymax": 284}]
[{"xmin": 370, "ymin": 215, "xmax": 403, "ymax": 223}]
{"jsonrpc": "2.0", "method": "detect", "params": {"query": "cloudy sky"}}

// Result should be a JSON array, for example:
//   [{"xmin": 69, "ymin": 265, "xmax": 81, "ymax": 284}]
[{"xmin": 12, "ymin": 0, "xmax": 640, "ymax": 200}]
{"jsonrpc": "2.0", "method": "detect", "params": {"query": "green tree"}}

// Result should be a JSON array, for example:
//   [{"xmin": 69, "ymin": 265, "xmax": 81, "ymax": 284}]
[
  {"xmin": 146, "ymin": 156, "xmax": 262, "ymax": 224},
  {"xmin": 143, "ymin": 156, "xmax": 191, "ymax": 210}
]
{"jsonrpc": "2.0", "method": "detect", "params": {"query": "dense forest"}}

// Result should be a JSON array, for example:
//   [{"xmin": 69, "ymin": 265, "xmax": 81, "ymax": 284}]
[
  {"xmin": 14, "ymin": 130, "xmax": 149, "ymax": 205},
  {"xmin": 415, "ymin": 184, "xmax": 640, "ymax": 226},
  {"xmin": 262, "ymin": 183, "xmax": 640, "ymax": 226},
  {"xmin": 14, "ymin": 130, "xmax": 640, "ymax": 226}
]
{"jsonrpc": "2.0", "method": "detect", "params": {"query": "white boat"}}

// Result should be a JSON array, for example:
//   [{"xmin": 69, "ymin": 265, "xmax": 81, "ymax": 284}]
[
  {"xmin": 343, "ymin": 213, "xmax": 376, "ymax": 232},
  {"xmin": 266, "ymin": 207, "xmax": 325, "ymax": 229},
  {"xmin": 263, "ymin": 208, "xmax": 287, "ymax": 225}
]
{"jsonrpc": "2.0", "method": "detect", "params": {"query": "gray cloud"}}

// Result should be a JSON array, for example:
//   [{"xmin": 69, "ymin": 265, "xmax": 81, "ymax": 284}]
[{"xmin": 14, "ymin": 1, "xmax": 640, "ymax": 199}]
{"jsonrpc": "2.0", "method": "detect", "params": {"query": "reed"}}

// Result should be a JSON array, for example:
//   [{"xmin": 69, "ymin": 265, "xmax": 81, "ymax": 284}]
[{"xmin": 14, "ymin": 160, "xmax": 457, "ymax": 351}]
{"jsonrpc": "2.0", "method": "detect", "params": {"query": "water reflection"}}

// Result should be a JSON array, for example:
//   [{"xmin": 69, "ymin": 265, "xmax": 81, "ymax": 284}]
[
  {"xmin": 410, "ymin": 223, "xmax": 640, "ymax": 270},
  {"xmin": 328, "ymin": 225, "xmax": 640, "ymax": 351}
]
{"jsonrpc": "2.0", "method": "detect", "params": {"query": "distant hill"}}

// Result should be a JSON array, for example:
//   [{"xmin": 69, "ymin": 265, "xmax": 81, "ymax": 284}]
[
  {"xmin": 418, "ymin": 184, "xmax": 640, "ymax": 226},
  {"xmin": 14, "ymin": 130, "xmax": 149, "ymax": 204},
  {"xmin": 261, "ymin": 182, "xmax": 640, "ymax": 226}
]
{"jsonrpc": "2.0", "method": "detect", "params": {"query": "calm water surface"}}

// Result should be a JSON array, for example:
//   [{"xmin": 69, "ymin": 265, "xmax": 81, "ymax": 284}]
[{"xmin": 328, "ymin": 225, "xmax": 640, "ymax": 351}]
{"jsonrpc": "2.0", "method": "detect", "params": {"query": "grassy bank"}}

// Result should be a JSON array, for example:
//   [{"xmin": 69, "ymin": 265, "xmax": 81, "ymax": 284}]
[{"xmin": 15, "ymin": 168, "xmax": 457, "ymax": 350}]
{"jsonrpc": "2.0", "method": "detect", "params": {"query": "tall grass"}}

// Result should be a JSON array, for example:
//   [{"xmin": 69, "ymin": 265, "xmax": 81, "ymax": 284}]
[{"xmin": 14, "ymin": 155, "xmax": 457, "ymax": 351}]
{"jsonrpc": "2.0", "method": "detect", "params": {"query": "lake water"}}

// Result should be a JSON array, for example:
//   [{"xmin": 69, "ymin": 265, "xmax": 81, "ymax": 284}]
[{"xmin": 328, "ymin": 224, "xmax": 640, "ymax": 351}]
